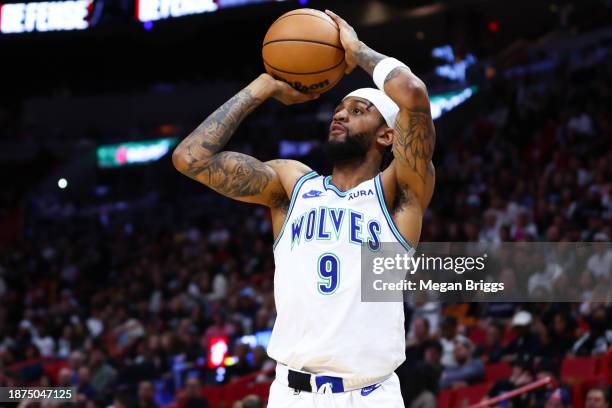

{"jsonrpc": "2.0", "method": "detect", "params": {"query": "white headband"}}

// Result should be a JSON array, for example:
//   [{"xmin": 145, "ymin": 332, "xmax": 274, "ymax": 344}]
[{"xmin": 343, "ymin": 88, "xmax": 399, "ymax": 128}]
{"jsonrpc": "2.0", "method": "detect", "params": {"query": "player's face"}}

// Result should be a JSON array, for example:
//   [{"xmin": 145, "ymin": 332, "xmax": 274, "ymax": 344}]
[
  {"xmin": 326, "ymin": 97, "xmax": 387, "ymax": 163},
  {"xmin": 329, "ymin": 97, "xmax": 385, "ymax": 143}
]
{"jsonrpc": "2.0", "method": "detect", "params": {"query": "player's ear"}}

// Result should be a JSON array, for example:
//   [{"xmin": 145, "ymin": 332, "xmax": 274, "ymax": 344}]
[{"xmin": 376, "ymin": 126, "xmax": 394, "ymax": 148}]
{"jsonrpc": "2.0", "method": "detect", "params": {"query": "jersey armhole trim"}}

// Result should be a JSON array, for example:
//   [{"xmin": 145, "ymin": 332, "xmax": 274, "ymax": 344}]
[
  {"xmin": 374, "ymin": 174, "xmax": 416, "ymax": 254},
  {"xmin": 272, "ymin": 170, "xmax": 319, "ymax": 250}
]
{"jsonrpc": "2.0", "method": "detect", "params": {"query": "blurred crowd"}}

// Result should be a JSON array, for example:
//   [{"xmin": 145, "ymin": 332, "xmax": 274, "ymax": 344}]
[{"xmin": 1, "ymin": 22, "xmax": 612, "ymax": 408}]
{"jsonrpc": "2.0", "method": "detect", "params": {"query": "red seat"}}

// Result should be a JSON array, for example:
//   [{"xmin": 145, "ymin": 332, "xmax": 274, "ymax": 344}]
[
  {"xmin": 222, "ymin": 381, "xmax": 252, "ymax": 405},
  {"xmin": 561, "ymin": 356, "xmax": 599, "ymax": 384},
  {"xmin": 438, "ymin": 389, "xmax": 454, "ymax": 408},
  {"xmin": 501, "ymin": 328, "xmax": 517, "ymax": 346},
  {"xmin": 485, "ymin": 362, "xmax": 512, "ymax": 383},
  {"xmin": 468, "ymin": 326, "xmax": 487, "ymax": 346},
  {"xmin": 201, "ymin": 385, "xmax": 223, "ymax": 408},
  {"xmin": 244, "ymin": 381, "xmax": 272, "ymax": 401},
  {"xmin": 453, "ymin": 383, "xmax": 491, "ymax": 408},
  {"xmin": 42, "ymin": 360, "xmax": 68, "ymax": 384}
]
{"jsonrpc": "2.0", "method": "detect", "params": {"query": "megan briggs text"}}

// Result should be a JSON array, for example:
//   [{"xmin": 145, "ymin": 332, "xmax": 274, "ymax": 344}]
[{"xmin": 373, "ymin": 279, "xmax": 505, "ymax": 293}]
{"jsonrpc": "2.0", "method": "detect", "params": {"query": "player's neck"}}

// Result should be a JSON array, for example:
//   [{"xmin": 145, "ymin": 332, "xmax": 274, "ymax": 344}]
[{"xmin": 330, "ymin": 160, "xmax": 379, "ymax": 191}]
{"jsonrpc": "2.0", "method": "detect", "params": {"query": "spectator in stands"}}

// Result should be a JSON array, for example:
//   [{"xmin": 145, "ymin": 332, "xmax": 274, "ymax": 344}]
[
  {"xmin": 585, "ymin": 387, "xmax": 610, "ymax": 408},
  {"xmin": 473, "ymin": 321, "xmax": 505, "ymax": 363},
  {"xmin": 183, "ymin": 376, "xmax": 209, "ymax": 408},
  {"xmin": 137, "ymin": 380, "xmax": 158, "ymax": 408},
  {"xmin": 76, "ymin": 366, "xmax": 97, "ymax": 401},
  {"xmin": 58, "ymin": 367, "xmax": 72, "ymax": 387},
  {"xmin": 544, "ymin": 388, "xmax": 571, "ymax": 408},
  {"xmin": 487, "ymin": 355, "xmax": 535, "ymax": 406},
  {"xmin": 439, "ymin": 338, "xmax": 484, "ymax": 389},
  {"xmin": 527, "ymin": 253, "xmax": 562, "ymax": 296},
  {"xmin": 251, "ymin": 345, "xmax": 274, "ymax": 374},
  {"xmin": 439, "ymin": 316, "xmax": 469, "ymax": 368},
  {"xmin": 571, "ymin": 305, "xmax": 612, "ymax": 356},
  {"xmin": 586, "ymin": 234, "xmax": 612, "ymax": 279},
  {"xmin": 502, "ymin": 311, "xmax": 542, "ymax": 361},
  {"xmin": 405, "ymin": 316, "xmax": 431, "ymax": 367},
  {"xmin": 89, "ymin": 348, "xmax": 117, "ymax": 394},
  {"xmin": 538, "ymin": 311, "xmax": 576, "ymax": 361},
  {"xmin": 528, "ymin": 358, "xmax": 571, "ymax": 408},
  {"xmin": 227, "ymin": 343, "xmax": 255, "ymax": 380},
  {"xmin": 202, "ymin": 312, "xmax": 234, "ymax": 350},
  {"xmin": 68, "ymin": 350, "xmax": 86, "ymax": 383},
  {"xmin": 32, "ymin": 323, "xmax": 55, "ymax": 357},
  {"xmin": 411, "ymin": 293, "xmax": 441, "ymax": 335},
  {"xmin": 111, "ymin": 394, "xmax": 131, "ymax": 408},
  {"xmin": 398, "ymin": 339, "xmax": 443, "ymax": 403},
  {"xmin": 479, "ymin": 209, "xmax": 501, "ymax": 244},
  {"xmin": 399, "ymin": 360, "xmax": 439, "ymax": 408},
  {"xmin": 233, "ymin": 395, "xmax": 264, "ymax": 408}
]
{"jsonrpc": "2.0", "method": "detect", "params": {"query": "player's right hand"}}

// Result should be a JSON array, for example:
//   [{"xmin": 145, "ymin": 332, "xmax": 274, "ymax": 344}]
[{"xmin": 259, "ymin": 73, "xmax": 320, "ymax": 105}]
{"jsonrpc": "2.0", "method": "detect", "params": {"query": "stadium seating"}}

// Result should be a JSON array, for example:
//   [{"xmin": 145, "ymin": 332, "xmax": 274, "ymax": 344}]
[
  {"xmin": 561, "ymin": 356, "xmax": 601, "ymax": 384},
  {"xmin": 452, "ymin": 382, "xmax": 492, "ymax": 407},
  {"xmin": 484, "ymin": 362, "xmax": 512, "ymax": 383}
]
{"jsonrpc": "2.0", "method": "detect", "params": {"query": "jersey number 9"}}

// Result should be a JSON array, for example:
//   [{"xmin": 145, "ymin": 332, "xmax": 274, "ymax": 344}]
[{"xmin": 317, "ymin": 253, "xmax": 340, "ymax": 295}]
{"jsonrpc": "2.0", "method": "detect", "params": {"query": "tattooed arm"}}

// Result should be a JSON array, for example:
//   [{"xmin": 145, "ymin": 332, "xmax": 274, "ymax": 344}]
[
  {"xmin": 327, "ymin": 10, "xmax": 435, "ymax": 210},
  {"xmin": 172, "ymin": 73, "xmax": 317, "ymax": 208}
]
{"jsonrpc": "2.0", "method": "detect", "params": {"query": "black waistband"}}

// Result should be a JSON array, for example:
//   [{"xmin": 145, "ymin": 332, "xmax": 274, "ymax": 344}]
[
  {"xmin": 286, "ymin": 368, "xmax": 346, "ymax": 393},
  {"xmin": 287, "ymin": 369, "xmax": 312, "ymax": 392}
]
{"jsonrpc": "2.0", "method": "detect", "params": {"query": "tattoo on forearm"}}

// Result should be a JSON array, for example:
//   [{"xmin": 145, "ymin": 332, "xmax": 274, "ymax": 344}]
[
  {"xmin": 177, "ymin": 88, "xmax": 279, "ymax": 198},
  {"xmin": 353, "ymin": 43, "xmax": 387, "ymax": 75},
  {"xmin": 188, "ymin": 88, "xmax": 262, "ymax": 156},
  {"xmin": 393, "ymin": 109, "xmax": 436, "ymax": 183},
  {"xmin": 384, "ymin": 66, "xmax": 409, "ymax": 84},
  {"xmin": 189, "ymin": 152, "xmax": 274, "ymax": 197}
]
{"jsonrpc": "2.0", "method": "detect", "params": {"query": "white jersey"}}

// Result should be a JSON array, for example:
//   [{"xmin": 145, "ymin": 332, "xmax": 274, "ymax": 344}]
[{"xmin": 267, "ymin": 171, "xmax": 415, "ymax": 384}]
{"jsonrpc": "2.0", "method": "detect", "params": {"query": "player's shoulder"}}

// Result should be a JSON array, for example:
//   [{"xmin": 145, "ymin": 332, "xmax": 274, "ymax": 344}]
[
  {"xmin": 265, "ymin": 159, "xmax": 316, "ymax": 193},
  {"xmin": 266, "ymin": 159, "xmax": 314, "ymax": 178}
]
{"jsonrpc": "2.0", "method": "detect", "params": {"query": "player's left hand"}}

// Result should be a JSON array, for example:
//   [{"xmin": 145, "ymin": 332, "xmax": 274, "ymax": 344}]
[{"xmin": 325, "ymin": 10, "xmax": 360, "ymax": 74}]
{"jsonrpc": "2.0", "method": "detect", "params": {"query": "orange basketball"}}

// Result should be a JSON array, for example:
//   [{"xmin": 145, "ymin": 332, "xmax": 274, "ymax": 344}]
[{"xmin": 262, "ymin": 8, "xmax": 346, "ymax": 94}]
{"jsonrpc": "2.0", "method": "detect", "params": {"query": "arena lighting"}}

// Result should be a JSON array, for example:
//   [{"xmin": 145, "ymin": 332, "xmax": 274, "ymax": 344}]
[
  {"xmin": 58, "ymin": 178, "xmax": 68, "ymax": 189},
  {"xmin": 0, "ymin": 0, "xmax": 92, "ymax": 34},
  {"xmin": 430, "ymin": 86, "xmax": 478, "ymax": 120},
  {"xmin": 487, "ymin": 20, "xmax": 500, "ymax": 33},
  {"xmin": 136, "ymin": 0, "xmax": 287, "ymax": 22},
  {"xmin": 432, "ymin": 45, "xmax": 477, "ymax": 82},
  {"xmin": 208, "ymin": 337, "xmax": 229, "ymax": 369},
  {"xmin": 136, "ymin": 0, "xmax": 217, "ymax": 22},
  {"xmin": 96, "ymin": 137, "xmax": 178, "ymax": 168},
  {"xmin": 432, "ymin": 45, "xmax": 454, "ymax": 62},
  {"xmin": 238, "ymin": 329, "xmax": 273, "ymax": 348}
]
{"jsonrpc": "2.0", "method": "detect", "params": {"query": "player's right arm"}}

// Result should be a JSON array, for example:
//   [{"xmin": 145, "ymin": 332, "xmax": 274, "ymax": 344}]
[{"xmin": 172, "ymin": 73, "xmax": 318, "ymax": 208}]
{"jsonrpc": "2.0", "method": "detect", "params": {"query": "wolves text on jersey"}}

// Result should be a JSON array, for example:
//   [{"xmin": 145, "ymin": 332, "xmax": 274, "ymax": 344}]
[{"xmin": 290, "ymin": 206, "xmax": 381, "ymax": 251}]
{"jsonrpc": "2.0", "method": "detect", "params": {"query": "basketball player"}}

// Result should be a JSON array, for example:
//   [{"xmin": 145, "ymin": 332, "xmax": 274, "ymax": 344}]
[{"xmin": 172, "ymin": 10, "xmax": 435, "ymax": 407}]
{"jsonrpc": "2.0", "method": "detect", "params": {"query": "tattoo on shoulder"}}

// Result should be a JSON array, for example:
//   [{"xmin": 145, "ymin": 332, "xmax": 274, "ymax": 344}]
[{"xmin": 393, "ymin": 109, "xmax": 436, "ymax": 183}]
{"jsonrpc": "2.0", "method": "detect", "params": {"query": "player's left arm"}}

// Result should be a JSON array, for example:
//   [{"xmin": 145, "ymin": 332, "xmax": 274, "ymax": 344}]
[{"xmin": 326, "ymin": 10, "xmax": 435, "ymax": 211}]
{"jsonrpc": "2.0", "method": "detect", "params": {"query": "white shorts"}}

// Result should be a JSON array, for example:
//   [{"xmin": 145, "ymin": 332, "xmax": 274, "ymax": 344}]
[{"xmin": 267, "ymin": 372, "xmax": 405, "ymax": 408}]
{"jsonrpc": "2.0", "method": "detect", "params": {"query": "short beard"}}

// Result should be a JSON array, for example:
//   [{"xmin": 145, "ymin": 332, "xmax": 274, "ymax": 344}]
[{"xmin": 324, "ymin": 131, "xmax": 371, "ymax": 164}]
